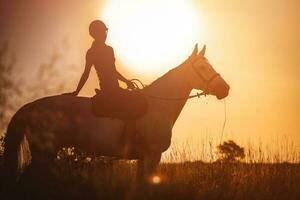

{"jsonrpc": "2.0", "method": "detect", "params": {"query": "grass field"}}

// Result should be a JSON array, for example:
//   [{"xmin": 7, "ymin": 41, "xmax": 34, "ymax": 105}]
[
  {"xmin": 0, "ymin": 137, "xmax": 299, "ymax": 200},
  {"xmin": 1, "ymin": 160, "xmax": 299, "ymax": 200}
]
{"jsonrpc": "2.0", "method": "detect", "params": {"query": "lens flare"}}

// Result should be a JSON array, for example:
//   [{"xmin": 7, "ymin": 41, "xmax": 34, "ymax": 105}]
[{"xmin": 152, "ymin": 175, "xmax": 161, "ymax": 184}]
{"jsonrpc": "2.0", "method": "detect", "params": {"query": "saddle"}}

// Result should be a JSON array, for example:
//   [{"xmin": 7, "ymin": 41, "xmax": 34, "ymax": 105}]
[{"xmin": 91, "ymin": 88, "xmax": 148, "ymax": 121}]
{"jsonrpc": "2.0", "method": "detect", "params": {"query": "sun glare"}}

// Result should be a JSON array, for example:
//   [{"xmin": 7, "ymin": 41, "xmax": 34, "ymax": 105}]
[{"xmin": 101, "ymin": 0, "xmax": 202, "ymax": 74}]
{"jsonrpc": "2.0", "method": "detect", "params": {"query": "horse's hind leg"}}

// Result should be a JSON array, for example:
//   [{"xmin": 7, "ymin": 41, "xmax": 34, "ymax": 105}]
[{"xmin": 21, "ymin": 149, "xmax": 58, "ymax": 199}]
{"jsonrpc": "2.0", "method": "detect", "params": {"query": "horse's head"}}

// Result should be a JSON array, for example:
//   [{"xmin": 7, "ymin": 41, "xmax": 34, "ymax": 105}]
[{"xmin": 185, "ymin": 44, "xmax": 230, "ymax": 99}]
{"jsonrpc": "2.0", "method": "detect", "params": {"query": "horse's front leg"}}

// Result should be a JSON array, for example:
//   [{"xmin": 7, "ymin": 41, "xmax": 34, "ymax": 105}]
[{"xmin": 137, "ymin": 151, "xmax": 161, "ymax": 184}]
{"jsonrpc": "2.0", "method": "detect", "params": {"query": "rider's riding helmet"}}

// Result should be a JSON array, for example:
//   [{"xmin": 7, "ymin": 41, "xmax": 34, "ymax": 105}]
[{"xmin": 89, "ymin": 20, "xmax": 108, "ymax": 40}]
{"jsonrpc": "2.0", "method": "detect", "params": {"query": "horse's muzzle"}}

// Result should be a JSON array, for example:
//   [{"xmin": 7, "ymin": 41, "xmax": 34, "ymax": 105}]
[{"xmin": 215, "ymin": 83, "xmax": 230, "ymax": 99}]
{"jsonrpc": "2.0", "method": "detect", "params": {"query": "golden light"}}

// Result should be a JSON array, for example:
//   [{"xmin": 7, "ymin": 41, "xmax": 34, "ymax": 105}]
[
  {"xmin": 151, "ymin": 175, "xmax": 161, "ymax": 184},
  {"xmin": 101, "ymin": 0, "xmax": 202, "ymax": 74}
]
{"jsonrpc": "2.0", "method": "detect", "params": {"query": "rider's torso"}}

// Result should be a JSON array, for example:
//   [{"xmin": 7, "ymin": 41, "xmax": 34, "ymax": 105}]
[{"xmin": 87, "ymin": 42, "xmax": 119, "ymax": 92}]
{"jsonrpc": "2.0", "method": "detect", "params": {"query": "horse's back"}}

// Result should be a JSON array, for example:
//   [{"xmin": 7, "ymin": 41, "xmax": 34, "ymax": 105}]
[{"xmin": 13, "ymin": 95, "xmax": 125, "ymax": 155}]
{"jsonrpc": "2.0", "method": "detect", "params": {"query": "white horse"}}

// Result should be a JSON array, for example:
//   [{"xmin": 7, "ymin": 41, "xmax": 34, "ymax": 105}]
[{"xmin": 3, "ymin": 45, "xmax": 229, "ymax": 183}]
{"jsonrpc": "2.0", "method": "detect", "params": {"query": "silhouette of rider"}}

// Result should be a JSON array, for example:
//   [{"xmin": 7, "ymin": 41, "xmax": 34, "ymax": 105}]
[
  {"xmin": 68, "ymin": 20, "xmax": 135, "ymax": 96},
  {"xmin": 67, "ymin": 20, "xmax": 137, "ymax": 157}
]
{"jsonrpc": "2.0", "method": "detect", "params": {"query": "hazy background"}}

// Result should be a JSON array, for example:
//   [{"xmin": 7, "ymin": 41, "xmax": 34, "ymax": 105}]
[{"xmin": 1, "ymin": 0, "xmax": 299, "ymax": 150}]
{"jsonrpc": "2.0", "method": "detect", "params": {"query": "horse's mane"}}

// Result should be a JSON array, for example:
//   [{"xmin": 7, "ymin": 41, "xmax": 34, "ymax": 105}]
[
  {"xmin": 144, "ymin": 59, "xmax": 189, "ymax": 89},
  {"xmin": 143, "ymin": 54, "xmax": 209, "ymax": 90},
  {"xmin": 145, "ymin": 68, "xmax": 178, "ymax": 88}
]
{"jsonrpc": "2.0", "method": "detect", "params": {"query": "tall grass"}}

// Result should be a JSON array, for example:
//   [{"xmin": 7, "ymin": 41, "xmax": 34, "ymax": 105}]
[
  {"xmin": 162, "ymin": 137, "xmax": 300, "ymax": 163},
  {"xmin": 0, "ymin": 138, "xmax": 299, "ymax": 200}
]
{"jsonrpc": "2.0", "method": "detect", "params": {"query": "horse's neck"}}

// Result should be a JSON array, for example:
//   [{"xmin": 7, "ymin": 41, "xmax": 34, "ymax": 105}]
[{"xmin": 144, "ymin": 65, "xmax": 192, "ymax": 125}]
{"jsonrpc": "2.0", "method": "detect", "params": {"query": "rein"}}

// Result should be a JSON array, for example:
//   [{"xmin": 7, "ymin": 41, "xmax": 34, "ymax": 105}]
[
  {"xmin": 130, "ymin": 65, "xmax": 220, "ymax": 101},
  {"xmin": 143, "ymin": 91, "xmax": 207, "ymax": 101},
  {"xmin": 130, "ymin": 79, "xmax": 207, "ymax": 101},
  {"xmin": 130, "ymin": 53, "xmax": 227, "ymax": 144},
  {"xmin": 130, "ymin": 69, "xmax": 227, "ymax": 144}
]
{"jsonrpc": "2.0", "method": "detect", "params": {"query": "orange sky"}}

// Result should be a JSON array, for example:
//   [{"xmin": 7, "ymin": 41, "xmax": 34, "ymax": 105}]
[{"xmin": 1, "ymin": 0, "xmax": 299, "ymax": 148}]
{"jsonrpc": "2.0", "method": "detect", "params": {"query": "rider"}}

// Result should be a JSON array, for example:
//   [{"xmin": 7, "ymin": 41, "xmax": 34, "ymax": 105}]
[
  {"xmin": 68, "ymin": 20, "xmax": 136, "ymax": 156},
  {"xmin": 68, "ymin": 20, "xmax": 135, "ymax": 96}
]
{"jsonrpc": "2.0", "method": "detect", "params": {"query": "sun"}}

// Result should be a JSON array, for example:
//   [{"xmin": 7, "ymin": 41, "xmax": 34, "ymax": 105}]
[{"xmin": 101, "ymin": 0, "xmax": 202, "ymax": 74}]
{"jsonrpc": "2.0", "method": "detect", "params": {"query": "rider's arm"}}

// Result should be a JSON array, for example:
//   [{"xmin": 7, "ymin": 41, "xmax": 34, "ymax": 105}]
[
  {"xmin": 110, "ymin": 47, "xmax": 134, "ymax": 88},
  {"xmin": 116, "ymin": 70, "xmax": 130, "ymax": 84},
  {"xmin": 115, "ymin": 65, "xmax": 135, "ymax": 89},
  {"xmin": 71, "ymin": 51, "xmax": 93, "ymax": 96}
]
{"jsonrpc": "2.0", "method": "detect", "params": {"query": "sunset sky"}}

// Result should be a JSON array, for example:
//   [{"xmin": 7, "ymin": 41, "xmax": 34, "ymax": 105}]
[{"xmin": 1, "ymin": 0, "xmax": 299, "ymax": 149}]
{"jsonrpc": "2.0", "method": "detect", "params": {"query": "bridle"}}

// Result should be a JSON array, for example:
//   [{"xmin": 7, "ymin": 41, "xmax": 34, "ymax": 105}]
[{"xmin": 191, "ymin": 60, "xmax": 220, "ymax": 95}]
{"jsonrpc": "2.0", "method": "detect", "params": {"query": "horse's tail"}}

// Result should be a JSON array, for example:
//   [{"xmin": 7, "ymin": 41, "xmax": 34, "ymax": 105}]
[{"xmin": 3, "ymin": 113, "xmax": 32, "ymax": 183}]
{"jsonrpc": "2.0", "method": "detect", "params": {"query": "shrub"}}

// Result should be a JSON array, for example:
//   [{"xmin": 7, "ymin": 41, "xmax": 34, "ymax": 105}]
[{"xmin": 217, "ymin": 140, "xmax": 245, "ymax": 162}]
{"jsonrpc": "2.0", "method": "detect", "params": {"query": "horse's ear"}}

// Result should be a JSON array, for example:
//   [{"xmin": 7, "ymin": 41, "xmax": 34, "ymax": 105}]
[
  {"xmin": 199, "ymin": 45, "xmax": 206, "ymax": 57},
  {"xmin": 190, "ymin": 43, "xmax": 198, "ymax": 59}
]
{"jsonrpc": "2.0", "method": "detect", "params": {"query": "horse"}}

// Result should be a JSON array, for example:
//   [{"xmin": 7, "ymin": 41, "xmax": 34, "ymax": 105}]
[{"xmin": 3, "ymin": 45, "xmax": 229, "ymax": 184}]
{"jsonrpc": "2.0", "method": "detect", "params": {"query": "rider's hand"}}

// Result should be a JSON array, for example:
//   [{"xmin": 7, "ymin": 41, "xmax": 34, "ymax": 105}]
[
  {"xmin": 62, "ymin": 91, "xmax": 79, "ymax": 96},
  {"xmin": 126, "ymin": 80, "xmax": 135, "ymax": 90}
]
